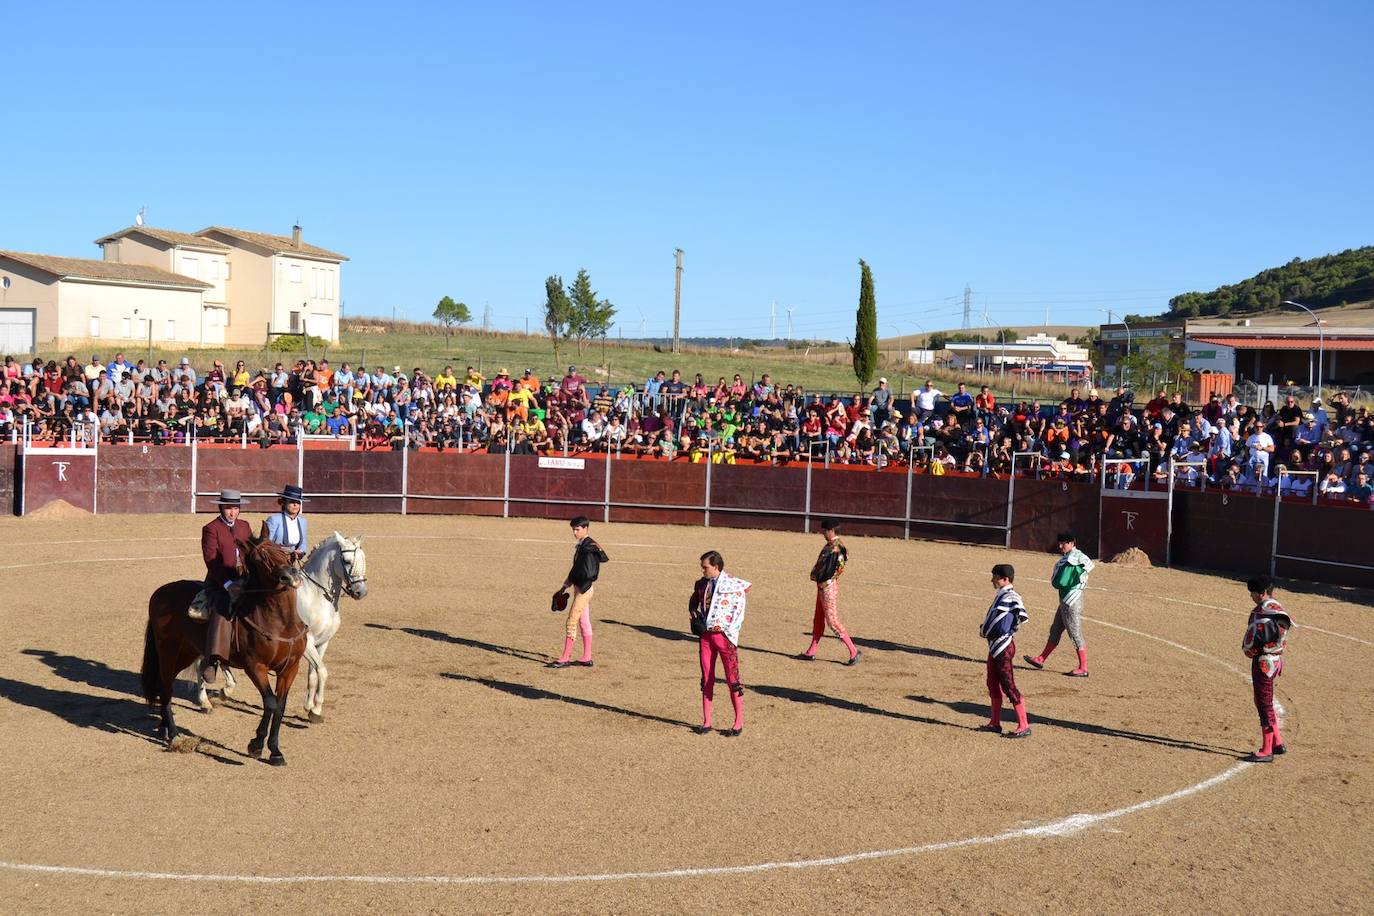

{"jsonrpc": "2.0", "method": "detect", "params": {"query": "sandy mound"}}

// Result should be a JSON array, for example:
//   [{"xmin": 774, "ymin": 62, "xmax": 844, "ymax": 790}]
[
  {"xmin": 1106, "ymin": 546, "xmax": 1153, "ymax": 567},
  {"xmin": 166, "ymin": 734, "xmax": 203, "ymax": 754},
  {"xmin": 24, "ymin": 498, "xmax": 92, "ymax": 520}
]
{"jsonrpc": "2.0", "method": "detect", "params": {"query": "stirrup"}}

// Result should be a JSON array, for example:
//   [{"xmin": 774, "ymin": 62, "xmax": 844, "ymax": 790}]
[{"xmin": 187, "ymin": 605, "xmax": 209, "ymax": 622}]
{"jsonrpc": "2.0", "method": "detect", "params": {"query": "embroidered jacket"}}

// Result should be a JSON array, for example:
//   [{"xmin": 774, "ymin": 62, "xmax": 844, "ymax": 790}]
[
  {"xmin": 1243, "ymin": 597, "xmax": 1293, "ymax": 678},
  {"xmin": 981, "ymin": 585, "xmax": 1028, "ymax": 657},
  {"xmin": 701, "ymin": 572, "xmax": 751, "ymax": 646},
  {"xmin": 810, "ymin": 540, "xmax": 848, "ymax": 585},
  {"xmin": 263, "ymin": 511, "xmax": 309, "ymax": 551},
  {"xmin": 1051, "ymin": 547, "xmax": 1094, "ymax": 605}
]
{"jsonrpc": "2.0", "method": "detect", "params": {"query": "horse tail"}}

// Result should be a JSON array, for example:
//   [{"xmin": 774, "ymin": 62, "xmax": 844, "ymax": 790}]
[{"xmin": 141, "ymin": 620, "xmax": 161, "ymax": 706}]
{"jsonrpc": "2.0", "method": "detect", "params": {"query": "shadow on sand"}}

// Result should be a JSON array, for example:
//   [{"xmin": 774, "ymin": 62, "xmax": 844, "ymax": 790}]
[
  {"xmin": 750, "ymin": 683, "xmax": 974, "ymax": 731},
  {"xmin": 440, "ymin": 672, "xmax": 694, "ymax": 731},
  {"xmin": 601, "ymin": 618, "xmax": 846, "ymax": 664},
  {"xmin": 366, "ymin": 623, "xmax": 553, "ymax": 665},
  {"xmin": 907, "ymin": 694, "xmax": 1248, "ymax": 757},
  {"xmin": 3, "ymin": 650, "xmax": 244, "ymax": 765}
]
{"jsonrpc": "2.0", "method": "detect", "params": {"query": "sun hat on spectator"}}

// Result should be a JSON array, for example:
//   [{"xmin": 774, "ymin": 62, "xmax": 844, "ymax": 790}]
[
  {"xmin": 497, "ymin": 367, "xmax": 509, "ymax": 375},
  {"xmin": 180, "ymin": 357, "xmax": 190, "ymax": 365}
]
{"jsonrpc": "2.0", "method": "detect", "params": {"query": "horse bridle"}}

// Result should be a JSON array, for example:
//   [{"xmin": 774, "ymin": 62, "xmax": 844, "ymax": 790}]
[{"xmin": 301, "ymin": 541, "xmax": 366, "ymax": 602}]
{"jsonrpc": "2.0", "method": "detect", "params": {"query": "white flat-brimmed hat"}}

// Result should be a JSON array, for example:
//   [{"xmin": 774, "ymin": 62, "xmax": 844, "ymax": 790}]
[{"xmin": 213, "ymin": 489, "xmax": 246, "ymax": 506}]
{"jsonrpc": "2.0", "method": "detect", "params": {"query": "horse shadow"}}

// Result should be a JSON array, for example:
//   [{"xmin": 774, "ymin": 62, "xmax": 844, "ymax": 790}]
[
  {"xmin": 21, "ymin": 648, "xmax": 145, "ymax": 696},
  {"xmin": 440, "ymin": 672, "xmax": 695, "ymax": 731},
  {"xmin": 750, "ymin": 683, "xmax": 975, "ymax": 731},
  {"xmin": 601, "ymin": 619, "xmax": 828, "ymax": 663},
  {"xmin": 906, "ymin": 694, "xmax": 1248, "ymax": 757},
  {"xmin": 0, "ymin": 655, "xmax": 245, "ymax": 765},
  {"xmin": 365, "ymin": 623, "xmax": 552, "ymax": 665}
]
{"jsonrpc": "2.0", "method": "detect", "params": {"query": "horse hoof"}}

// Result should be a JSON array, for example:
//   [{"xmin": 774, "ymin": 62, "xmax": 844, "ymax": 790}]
[
  {"xmin": 307, "ymin": 712, "xmax": 324, "ymax": 724},
  {"xmin": 199, "ymin": 702, "xmax": 214, "ymax": 714},
  {"xmin": 247, "ymin": 740, "xmax": 263, "ymax": 757},
  {"xmin": 268, "ymin": 754, "xmax": 287, "ymax": 767}
]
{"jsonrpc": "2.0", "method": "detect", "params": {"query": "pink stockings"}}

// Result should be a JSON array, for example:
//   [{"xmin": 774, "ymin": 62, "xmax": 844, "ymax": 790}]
[
  {"xmin": 804, "ymin": 580, "xmax": 857, "ymax": 660},
  {"xmin": 699, "ymin": 631, "xmax": 743, "ymax": 729},
  {"xmin": 556, "ymin": 603, "xmax": 594, "ymax": 664}
]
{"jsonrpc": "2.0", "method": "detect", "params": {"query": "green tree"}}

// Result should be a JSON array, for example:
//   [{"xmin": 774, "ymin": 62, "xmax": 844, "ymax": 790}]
[
  {"xmin": 851, "ymin": 259, "xmax": 879, "ymax": 386},
  {"xmin": 432, "ymin": 296, "xmax": 471, "ymax": 348},
  {"xmin": 543, "ymin": 275, "xmax": 573, "ymax": 367},
  {"xmin": 927, "ymin": 332, "xmax": 947, "ymax": 351},
  {"xmin": 566, "ymin": 269, "xmax": 617, "ymax": 355}
]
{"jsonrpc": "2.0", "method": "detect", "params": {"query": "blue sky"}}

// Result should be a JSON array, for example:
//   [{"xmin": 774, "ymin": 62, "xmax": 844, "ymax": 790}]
[{"xmin": 3, "ymin": 1, "xmax": 1370, "ymax": 340}]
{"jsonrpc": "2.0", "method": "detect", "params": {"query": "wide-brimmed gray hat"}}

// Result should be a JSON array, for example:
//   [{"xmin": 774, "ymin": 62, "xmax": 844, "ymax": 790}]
[{"xmin": 213, "ymin": 489, "xmax": 246, "ymax": 506}]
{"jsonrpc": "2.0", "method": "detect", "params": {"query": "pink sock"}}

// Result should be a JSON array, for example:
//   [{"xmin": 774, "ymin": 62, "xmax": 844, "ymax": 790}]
[
  {"xmin": 556, "ymin": 636, "xmax": 574, "ymax": 664},
  {"xmin": 839, "ymin": 633, "xmax": 857, "ymax": 659},
  {"xmin": 729, "ymin": 691, "xmax": 743, "ymax": 730},
  {"xmin": 578, "ymin": 608, "xmax": 593, "ymax": 662},
  {"xmin": 1073, "ymin": 648, "xmax": 1088, "ymax": 674},
  {"xmin": 1038, "ymin": 640, "xmax": 1058, "ymax": 662},
  {"xmin": 1259, "ymin": 728, "xmax": 1275, "ymax": 756},
  {"xmin": 803, "ymin": 638, "xmax": 821, "ymax": 657},
  {"xmin": 701, "ymin": 694, "xmax": 713, "ymax": 728},
  {"xmin": 1013, "ymin": 700, "xmax": 1028, "ymax": 731}
]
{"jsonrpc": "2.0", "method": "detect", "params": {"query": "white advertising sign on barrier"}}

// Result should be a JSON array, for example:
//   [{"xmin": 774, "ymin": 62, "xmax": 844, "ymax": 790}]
[{"xmin": 539, "ymin": 456, "xmax": 586, "ymax": 470}]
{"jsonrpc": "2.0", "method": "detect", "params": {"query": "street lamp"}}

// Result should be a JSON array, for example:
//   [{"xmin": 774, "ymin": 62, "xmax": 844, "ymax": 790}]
[{"xmin": 1282, "ymin": 300, "xmax": 1324, "ymax": 401}]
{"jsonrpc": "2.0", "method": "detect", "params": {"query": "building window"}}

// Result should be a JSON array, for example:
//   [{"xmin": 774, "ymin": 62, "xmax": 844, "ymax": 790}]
[
  {"xmin": 289, "ymin": 264, "xmax": 301, "ymax": 283},
  {"xmin": 137, "ymin": 318, "xmax": 148, "ymax": 339},
  {"xmin": 326, "ymin": 269, "xmax": 334, "ymax": 300},
  {"xmin": 182, "ymin": 257, "xmax": 198, "ymax": 279},
  {"xmin": 290, "ymin": 311, "xmax": 301, "ymax": 333},
  {"xmin": 89, "ymin": 316, "xmax": 100, "ymax": 337},
  {"xmin": 165, "ymin": 319, "xmax": 176, "ymax": 340},
  {"xmin": 224, "ymin": 261, "xmax": 231, "ymax": 280},
  {"xmin": 121, "ymin": 317, "xmax": 131, "ymax": 337},
  {"xmin": 208, "ymin": 261, "xmax": 220, "ymax": 280}
]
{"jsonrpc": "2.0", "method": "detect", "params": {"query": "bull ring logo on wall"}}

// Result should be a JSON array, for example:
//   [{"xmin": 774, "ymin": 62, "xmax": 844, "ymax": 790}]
[
  {"xmin": 52, "ymin": 461, "xmax": 70, "ymax": 482},
  {"xmin": 1122, "ymin": 509, "xmax": 1138, "ymax": 530}
]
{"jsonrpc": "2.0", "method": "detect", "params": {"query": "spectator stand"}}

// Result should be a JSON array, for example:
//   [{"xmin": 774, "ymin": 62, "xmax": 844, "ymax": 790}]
[{"xmin": 1098, "ymin": 456, "xmax": 1168, "ymax": 565}]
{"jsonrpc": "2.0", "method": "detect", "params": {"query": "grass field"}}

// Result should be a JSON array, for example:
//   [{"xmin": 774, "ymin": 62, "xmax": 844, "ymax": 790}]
[{"xmin": 34, "ymin": 320, "xmax": 1084, "ymax": 402}]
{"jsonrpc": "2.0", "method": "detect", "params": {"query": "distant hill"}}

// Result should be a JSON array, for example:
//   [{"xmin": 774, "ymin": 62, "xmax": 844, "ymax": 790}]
[{"xmin": 1165, "ymin": 246, "xmax": 1374, "ymax": 319}]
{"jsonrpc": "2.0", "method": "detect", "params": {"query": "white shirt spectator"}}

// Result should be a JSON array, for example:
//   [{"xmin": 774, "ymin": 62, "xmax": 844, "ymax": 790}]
[
  {"xmin": 1320, "ymin": 474, "xmax": 1346, "ymax": 497},
  {"xmin": 916, "ymin": 386, "xmax": 943, "ymax": 413},
  {"xmin": 1246, "ymin": 430, "xmax": 1274, "ymax": 475}
]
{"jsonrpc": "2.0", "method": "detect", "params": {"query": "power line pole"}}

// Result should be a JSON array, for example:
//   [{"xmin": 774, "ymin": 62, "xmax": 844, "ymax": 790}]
[
  {"xmin": 673, "ymin": 248, "xmax": 683, "ymax": 354},
  {"xmin": 962, "ymin": 283, "xmax": 972, "ymax": 330},
  {"xmin": 482, "ymin": 302, "xmax": 491, "ymax": 332},
  {"xmin": 770, "ymin": 298, "xmax": 776, "ymax": 339},
  {"xmin": 787, "ymin": 307, "xmax": 793, "ymax": 341}
]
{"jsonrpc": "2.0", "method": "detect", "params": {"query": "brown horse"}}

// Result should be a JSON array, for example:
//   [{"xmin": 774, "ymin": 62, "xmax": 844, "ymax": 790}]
[{"xmin": 141, "ymin": 537, "xmax": 307, "ymax": 766}]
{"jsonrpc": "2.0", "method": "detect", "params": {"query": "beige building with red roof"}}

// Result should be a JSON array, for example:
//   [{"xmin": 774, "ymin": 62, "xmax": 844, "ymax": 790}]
[
  {"xmin": 195, "ymin": 225, "xmax": 347, "ymax": 344},
  {"xmin": 0, "ymin": 250, "xmax": 212, "ymax": 352}
]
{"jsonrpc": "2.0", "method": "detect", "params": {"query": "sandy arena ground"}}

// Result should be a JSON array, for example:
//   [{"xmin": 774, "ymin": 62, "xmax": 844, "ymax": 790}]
[{"xmin": 0, "ymin": 512, "xmax": 1370, "ymax": 914}]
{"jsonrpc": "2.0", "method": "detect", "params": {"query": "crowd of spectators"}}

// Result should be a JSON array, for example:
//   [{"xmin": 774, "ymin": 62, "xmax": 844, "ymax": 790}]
[{"xmin": 2, "ymin": 351, "xmax": 1371, "ymax": 505}]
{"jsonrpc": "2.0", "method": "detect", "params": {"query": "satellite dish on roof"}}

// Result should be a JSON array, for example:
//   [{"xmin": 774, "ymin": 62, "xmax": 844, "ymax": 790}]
[{"xmin": 135, "ymin": 205, "xmax": 147, "ymax": 227}]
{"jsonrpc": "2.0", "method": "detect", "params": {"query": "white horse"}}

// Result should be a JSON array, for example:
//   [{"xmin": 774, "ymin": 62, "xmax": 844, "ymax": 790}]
[{"xmin": 193, "ymin": 532, "xmax": 368, "ymax": 723}]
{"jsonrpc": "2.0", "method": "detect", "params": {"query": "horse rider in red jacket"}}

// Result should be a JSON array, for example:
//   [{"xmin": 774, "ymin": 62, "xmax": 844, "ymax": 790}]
[{"xmin": 193, "ymin": 489, "xmax": 253, "ymax": 687}]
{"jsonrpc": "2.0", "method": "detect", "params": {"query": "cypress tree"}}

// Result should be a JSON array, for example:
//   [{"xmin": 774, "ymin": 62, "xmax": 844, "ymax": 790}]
[{"xmin": 852, "ymin": 259, "xmax": 879, "ymax": 386}]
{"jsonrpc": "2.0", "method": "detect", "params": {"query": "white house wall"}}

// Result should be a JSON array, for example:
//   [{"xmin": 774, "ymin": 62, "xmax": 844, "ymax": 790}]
[
  {"xmin": 55, "ymin": 280, "xmax": 207, "ymax": 347},
  {"xmin": 272, "ymin": 254, "xmax": 340, "ymax": 342}
]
